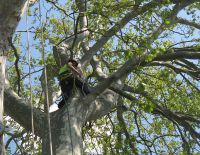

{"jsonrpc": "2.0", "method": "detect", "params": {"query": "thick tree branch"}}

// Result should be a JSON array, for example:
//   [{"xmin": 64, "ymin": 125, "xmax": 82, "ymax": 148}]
[
  {"xmin": 0, "ymin": 0, "xmax": 28, "ymax": 55},
  {"xmin": 81, "ymin": 0, "xmax": 197, "ymax": 67},
  {"xmin": 75, "ymin": 0, "xmax": 88, "ymax": 29},
  {"xmin": 85, "ymin": 89, "xmax": 118, "ymax": 122},
  {"xmin": 111, "ymin": 83, "xmax": 200, "ymax": 148},
  {"xmin": 113, "ymin": 83, "xmax": 200, "ymax": 144},
  {"xmin": 54, "ymin": 2, "xmax": 197, "ymax": 124},
  {"xmin": 117, "ymin": 98, "xmax": 138, "ymax": 154},
  {"xmin": 81, "ymin": 0, "xmax": 163, "ymax": 67},
  {"xmin": 84, "ymin": 49, "xmax": 200, "ymax": 109},
  {"xmin": 139, "ymin": 91, "xmax": 200, "ymax": 143},
  {"xmin": 81, "ymin": 1, "xmax": 196, "ymax": 107},
  {"xmin": 4, "ymin": 81, "xmax": 45, "ymax": 137},
  {"xmin": 175, "ymin": 60, "xmax": 197, "ymax": 71},
  {"xmin": 148, "ymin": 61, "xmax": 200, "ymax": 80},
  {"xmin": 54, "ymin": 0, "xmax": 89, "ymax": 62},
  {"xmin": 83, "ymin": 57, "xmax": 125, "ymax": 122},
  {"xmin": 154, "ymin": 107, "xmax": 200, "ymax": 142},
  {"xmin": 176, "ymin": 17, "xmax": 200, "ymax": 30},
  {"xmin": 154, "ymin": 51, "xmax": 200, "ymax": 61},
  {"xmin": 179, "ymin": 59, "xmax": 199, "ymax": 71}
]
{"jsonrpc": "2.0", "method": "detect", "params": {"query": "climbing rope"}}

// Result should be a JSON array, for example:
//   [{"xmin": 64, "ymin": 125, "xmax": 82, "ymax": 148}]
[
  {"xmin": 38, "ymin": 0, "xmax": 53, "ymax": 154},
  {"xmin": 62, "ymin": 94, "xmax": 74, "ymax": 155},
  {"xmin": 0, "ymin": 56, "xmax": 6, "ymax": 155},
  {"xmin": 25, "ymin": 0, "xmax": 35, "ymax": 152}
]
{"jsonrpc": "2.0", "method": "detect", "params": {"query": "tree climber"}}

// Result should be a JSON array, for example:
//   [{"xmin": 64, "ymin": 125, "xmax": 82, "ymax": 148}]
[{"xmin": 57, "ymin": 59, "xmax": 90, "ymax": 108}]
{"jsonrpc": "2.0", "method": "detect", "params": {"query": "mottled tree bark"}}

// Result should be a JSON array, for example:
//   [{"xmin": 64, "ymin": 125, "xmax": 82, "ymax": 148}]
[
  {"xmin": 0, "ymin": 1, "xmax": 28, "ymax": 154},
  {"xmin": 52, "ymin": 98, "xmax": 84, "ymax": 155},
  {"xmin": 42, "ymin": 93, "xmax": 86, "ymax": 155}
]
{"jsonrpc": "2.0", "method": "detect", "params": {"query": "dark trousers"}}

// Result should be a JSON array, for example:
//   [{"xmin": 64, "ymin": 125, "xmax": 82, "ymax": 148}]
[{"xmin": 58, "ymin": 76, "xmax": 90, "ymax": 108}]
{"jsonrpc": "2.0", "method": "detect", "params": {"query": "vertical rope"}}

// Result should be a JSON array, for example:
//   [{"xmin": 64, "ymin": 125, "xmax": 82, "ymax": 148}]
[
  {"xmin": 38, "ymin": 0, "xmax": 53, "ymax": 154},
  {"xmin": 0, "ymin": 56, "xmax": 6, "ymax": 155},
  {"xmin": 25, "ymin": 1, "xmax": 35, "ymax": 152},
  {"xmin": 63, "ymin": 95, "xmax": 74, "ymax": 155}
]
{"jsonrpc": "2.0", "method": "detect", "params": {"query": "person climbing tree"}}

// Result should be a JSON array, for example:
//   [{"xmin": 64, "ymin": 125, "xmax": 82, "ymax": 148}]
[{"xmin": 57, "ymin": 59, "xmax": 90, "ymax": 109}]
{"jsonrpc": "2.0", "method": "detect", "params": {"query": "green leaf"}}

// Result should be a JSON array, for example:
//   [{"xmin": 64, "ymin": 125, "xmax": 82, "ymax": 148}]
[
  {"xmin": 165, "ymin": 19, "xmax": 171, "ymax": 25},
  {"xmin": 137, "ymin": 82, "xmax": 146, "ymax": 93}
]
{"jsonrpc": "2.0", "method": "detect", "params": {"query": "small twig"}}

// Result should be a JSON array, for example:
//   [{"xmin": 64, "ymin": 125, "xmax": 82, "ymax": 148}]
[
  {"xmin": 46, "ymin": 0, "xmax": 75, "ymax": 19},
  {"xmin": 56, "ymin": 29, "xmax": 89, "ymax": 46},
  {"xmin": 180, "ymin": 73, "xmax": 200, "ymax": 92},
  {"xmin": 133, "ymin": 110, "xmax": 153, "ymax": 153},
  {"xmin": 20, "ymin": 68, "xmax": 44, "ymax": 81}
]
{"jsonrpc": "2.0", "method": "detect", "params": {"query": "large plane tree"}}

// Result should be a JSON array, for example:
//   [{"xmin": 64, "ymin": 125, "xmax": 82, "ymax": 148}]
[{"xmin": 1, "ymin": 0, "xmax": 200, "ymax": 154}]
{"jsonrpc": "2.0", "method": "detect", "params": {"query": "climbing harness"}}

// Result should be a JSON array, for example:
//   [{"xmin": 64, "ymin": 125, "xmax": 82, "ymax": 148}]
[{"xmin": 54, "ymin": 94, "xmax": 63, "ymax": 105}]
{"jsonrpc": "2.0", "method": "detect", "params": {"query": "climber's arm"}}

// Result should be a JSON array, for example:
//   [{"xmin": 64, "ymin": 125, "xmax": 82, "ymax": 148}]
[{"xmin": 68, "ymin": 62, "xmax": 82, "ymax": 77}]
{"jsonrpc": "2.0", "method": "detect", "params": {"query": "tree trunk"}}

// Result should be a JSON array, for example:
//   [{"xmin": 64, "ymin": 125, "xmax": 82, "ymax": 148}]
[
  {"xmin": 0, "ymin": 1, "xmax": 27, "ymax": 153},
  {"xmin": 42, "ymin": 117, "xmax": 83, "ymax": 155},
  {"xmin": 53, "ymin": 115, "xmax": 83, "ymax": 155},
  {"xmin": 42, "ymin": 94, "xmax": 85, "ymax": 155},
  {"xmin": 42, "ymin": 131, "xmax": 52, "ymax": 155},
  {"xmin": 0, "ymin": 57, "xmax": 6, "ymax": 155},
  {"xmin": 5, "ymin": 77, "xmax": 118, "ymax": 154}
]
